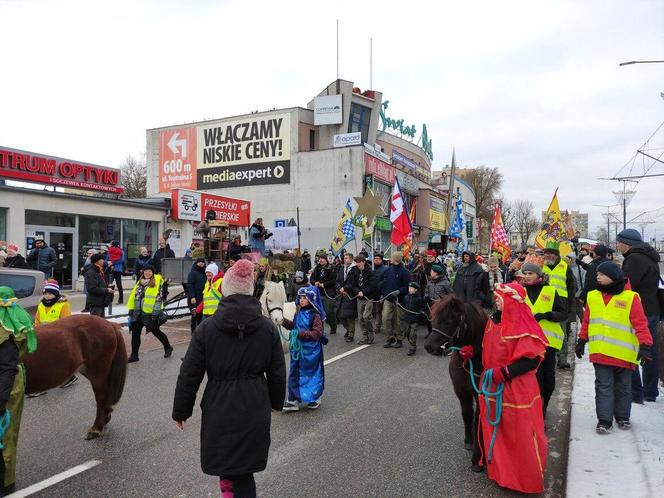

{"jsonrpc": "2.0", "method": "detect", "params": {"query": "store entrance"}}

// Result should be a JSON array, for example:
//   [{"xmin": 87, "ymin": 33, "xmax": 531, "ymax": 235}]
[{"xmin": 25, "ymin": 226, "xmax": 77, "ymax": 290}]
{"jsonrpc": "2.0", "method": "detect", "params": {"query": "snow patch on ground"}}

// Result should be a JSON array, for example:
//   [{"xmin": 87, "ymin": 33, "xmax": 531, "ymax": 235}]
[{"xmin": 567, "ymin": 357, "xmax": 664, "ymax": 497}]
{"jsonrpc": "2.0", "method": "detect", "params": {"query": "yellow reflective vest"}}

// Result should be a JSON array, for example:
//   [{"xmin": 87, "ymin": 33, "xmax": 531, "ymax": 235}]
[
  {"xmin": 202, "ymin": 278, "xmax": 223, "ymax": 316},
  {"xmin": 587, "ymin": 289, "xmax": 639, "ymax": 365},
  {"xmin": 525, "ymin": 285, "xmax": 564, "ymax": 350},
  {"xmin": 36, "ymin": 300, "xmax": 68, "ymax": 325},
  {"xmin": 542, "ymin": 259, "xmax": 568, "ymax": 298},
  {"xmin": 128, "ymin": 274, "xmax": 164, "ymax": 314}
]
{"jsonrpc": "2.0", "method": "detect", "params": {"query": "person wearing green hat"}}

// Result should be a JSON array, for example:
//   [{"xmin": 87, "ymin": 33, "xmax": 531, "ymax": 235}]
[
  {"xmin": 0, "ymin": 286, "xmax": 38, "ymax": 494},
  {"xmin": 424, "ymin": 264, "xmax": 452, "ymax": 305}
]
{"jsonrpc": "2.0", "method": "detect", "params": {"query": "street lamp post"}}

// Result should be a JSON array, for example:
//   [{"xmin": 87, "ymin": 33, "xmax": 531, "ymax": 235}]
[{"xmin": 619, "ymin": 60, "xmax": 664, "ymax": 66}]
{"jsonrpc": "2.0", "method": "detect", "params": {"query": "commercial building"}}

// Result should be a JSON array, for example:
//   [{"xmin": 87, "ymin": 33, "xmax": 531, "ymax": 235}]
[{"xmin": 146, "ymin": 79, "xmax": 455, "ymax": 254}]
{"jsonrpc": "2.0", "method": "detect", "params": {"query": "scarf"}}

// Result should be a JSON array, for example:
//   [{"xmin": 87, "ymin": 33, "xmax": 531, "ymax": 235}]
[
  {"xmin": 596, "ymin": 278, "xmax": 626, "ymax": 296},
  {"xmin": 41, "ymin": 296, "xmax": 59, "ymax": 307},
  {"xmin": 0, "ymin": 287, "xmax": 37, "ymax": 353}
]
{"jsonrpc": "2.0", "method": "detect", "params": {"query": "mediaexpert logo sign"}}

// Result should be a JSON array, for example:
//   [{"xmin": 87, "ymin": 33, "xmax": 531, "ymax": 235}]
[{"xmin": 197, "ymin": 161, "xmax": 290, "ymax": 189}]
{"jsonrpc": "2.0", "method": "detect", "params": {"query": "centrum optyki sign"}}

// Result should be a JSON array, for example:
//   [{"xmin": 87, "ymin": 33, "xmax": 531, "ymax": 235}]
[
  {"xmin": 196, "ymin": 113, "xmax": 291, "ymax": 189},
  {"xmin": 0, "ymin": 146, "xmax": 123, "ymax": 193}
]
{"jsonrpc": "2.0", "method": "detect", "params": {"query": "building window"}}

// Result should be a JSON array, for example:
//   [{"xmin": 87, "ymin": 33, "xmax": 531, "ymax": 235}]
[
  {"xmin": 122, "ymin": 219, "xmax": 159, "ymax": 269},
  {"xmin": 348, "ymin": 103, "xmax": 372, "ymax": 143},
  {"xmin": 25, "ymin": 210, "xmax": 75, "ymax": 227},
  {"xmin": 0, "ymin": 208, "xmax": 6, "ymax": 241},
  {"xmin": 309, "ymin": 129, "xmax": 316, "ymax": 150}
]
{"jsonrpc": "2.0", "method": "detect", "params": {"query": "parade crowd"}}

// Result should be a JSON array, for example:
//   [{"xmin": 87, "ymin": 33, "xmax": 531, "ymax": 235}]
[{"xmin": 0, "ymin": 219, "xmax": 661, "ymax": 497}]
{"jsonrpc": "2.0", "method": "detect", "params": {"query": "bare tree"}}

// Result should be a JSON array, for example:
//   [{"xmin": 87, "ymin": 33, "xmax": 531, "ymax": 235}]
[
  {"xmin": 463, "ymin": 166, "xmax": 504, "ymax": 249},
  {"xmin": 120, "ymin": 155, "xmax": 147, "ymax": 198},
  {"xmin": 513, "ymin": 200, "xmax": 539, "ymax": 244},
  {"xmin": 497, "ymin": 196, "xmax": 515, "ymax": 235},
  {"xmin": 593, "ymin": 226, "xmax": 608, "ymax": 245}
]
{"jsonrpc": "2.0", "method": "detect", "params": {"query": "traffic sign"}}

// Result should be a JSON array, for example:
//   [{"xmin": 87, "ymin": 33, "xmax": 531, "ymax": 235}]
[{"xmin": 275, "ymin": 219, "xmax": 286, "ymax": 228}]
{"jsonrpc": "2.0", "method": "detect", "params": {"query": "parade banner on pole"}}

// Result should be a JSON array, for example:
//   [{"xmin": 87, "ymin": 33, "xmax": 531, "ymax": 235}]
[
  {"xmin": 331, "ymin": 199, "xmax": 355, "ymax": 256},
  {"xmin": 535, "ymin": 188, "xmax": 573, "ymax": 256},
  {"xmin": 490, "ymin": 203, "xmax": 511, "ymax": 261},
  {"xmin": 389, "ymin": 177, "xmax": 413, "ymax": 255}
]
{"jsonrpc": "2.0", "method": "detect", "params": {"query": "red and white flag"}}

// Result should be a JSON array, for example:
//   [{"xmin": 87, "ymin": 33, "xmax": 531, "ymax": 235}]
[
  {"xmin": 390, "ymin": 178, "xmax": 413, "ymax": 251},
  {"xmin": 490, "ymin": 203, "xmax": 511, "ymax": 261}
]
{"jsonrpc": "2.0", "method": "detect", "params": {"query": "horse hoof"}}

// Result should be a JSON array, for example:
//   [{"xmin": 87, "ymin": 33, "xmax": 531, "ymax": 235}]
[
  {"xmin": 85, "ymin": 431, "xmax": 101, "ymax": 440},
  {"xmin": 471, "ymin": 464, "xmax": 484, "ymax": 473},
  {"xmin": 464, "ymin": 442, "xmax": 473, "ymax": 451}
]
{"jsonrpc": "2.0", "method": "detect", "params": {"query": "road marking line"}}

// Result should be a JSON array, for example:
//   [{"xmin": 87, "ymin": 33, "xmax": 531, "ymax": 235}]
[
  {"xmin": 324, "ymin": 345, "xmax": 370, "ymax": 366},
  {"xmin": 8, "ymin": 459, "xmax": 102, "ymax": 497}
]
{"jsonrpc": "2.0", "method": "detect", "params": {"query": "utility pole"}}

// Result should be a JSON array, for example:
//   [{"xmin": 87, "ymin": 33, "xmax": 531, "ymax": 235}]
[{"xmin": 594, "ymin": 204, "xmax": 618, "ymax": 247}]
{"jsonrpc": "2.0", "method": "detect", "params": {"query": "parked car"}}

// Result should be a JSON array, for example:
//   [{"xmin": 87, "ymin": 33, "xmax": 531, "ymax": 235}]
[{"xmin": 0, "ymin": 267, "xmax": 45, "ymax": 314}]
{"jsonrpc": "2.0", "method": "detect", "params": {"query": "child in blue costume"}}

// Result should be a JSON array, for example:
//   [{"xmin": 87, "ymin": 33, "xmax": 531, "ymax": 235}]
[{"xmin": 281, "ymin": 286, "xmax": 327, "ymax": 412}]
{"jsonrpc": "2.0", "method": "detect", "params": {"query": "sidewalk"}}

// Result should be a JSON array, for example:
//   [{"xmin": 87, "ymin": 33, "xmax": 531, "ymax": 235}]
[{"xmin": 566, "ymin": 357, "xmax": 664, "ymax": 497}]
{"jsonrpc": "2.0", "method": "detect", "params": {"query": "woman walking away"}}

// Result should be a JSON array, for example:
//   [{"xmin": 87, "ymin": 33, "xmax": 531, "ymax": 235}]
[
  {"xmin": 127, "ymin": 266, "xmax": 173, "ymax": 363},
  {"xmin": 477, "ymin": 282, "xmax": 548, "ymax": 494},
  {"xmin": 280, "ymin": 286, "xmax": 327, "ymax": 412},
  {"xmin": 33, "ymin": 279, "xmax": 77, "ymax": 390},
  {"xmin": 186, "ymin": 257, "xmax": 207, "ymax": 334},
  {"xmin": 108, "ymin": 240, "xmax": 125, "ymax": 304},
  {"xmin": 173, "ymin": 259, "xmax": 286, "ymax": 498}
]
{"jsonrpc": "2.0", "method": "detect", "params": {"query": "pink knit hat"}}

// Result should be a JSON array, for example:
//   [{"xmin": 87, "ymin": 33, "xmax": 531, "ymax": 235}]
[{"xmin": 221, "ymin": 259, "xmax": 255, "ymax": 296}]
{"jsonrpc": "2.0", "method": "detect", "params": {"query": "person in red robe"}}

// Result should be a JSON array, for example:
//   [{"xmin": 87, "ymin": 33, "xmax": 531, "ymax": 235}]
[{"xmin": 478, "ymin": 282, "xmax": 549, "ymax": 494}]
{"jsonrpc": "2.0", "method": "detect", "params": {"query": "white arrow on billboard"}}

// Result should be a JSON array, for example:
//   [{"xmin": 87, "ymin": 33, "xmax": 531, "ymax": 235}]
[{"xmin": 168, "ymin": 132, "xmax": 188, "ymax": 158}]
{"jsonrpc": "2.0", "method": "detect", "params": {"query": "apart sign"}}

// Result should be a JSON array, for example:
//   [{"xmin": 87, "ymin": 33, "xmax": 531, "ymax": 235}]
[
  {"xmin": 333, "ymin": 132, "xmax": 362, "ymax": 148},
  {"xmin": 171, "ymin": 189, "xmax": 251, "ymax": 226},
  {"xmin": 314, "ymin": 95, "xmax": 343, "ymax": 126},
  {"xmin": 0, "ymin": 146, "xmax": 123, "ymax": 193}
]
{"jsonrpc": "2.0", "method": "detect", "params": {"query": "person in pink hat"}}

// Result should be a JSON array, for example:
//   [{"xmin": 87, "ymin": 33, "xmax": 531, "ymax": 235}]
[{"xmin": 173, "ymin": 259, "xmax": 286, "ymax": 498}]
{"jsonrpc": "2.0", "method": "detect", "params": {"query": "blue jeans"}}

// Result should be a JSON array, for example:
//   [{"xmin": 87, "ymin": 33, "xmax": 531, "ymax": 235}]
[
  {"xmin": 595, "ymin": 363, "xmax": 632, "ymax": 423},
  {"xmin": 631, "ymin": 314, "xmax": 660, "ymax": 401}
]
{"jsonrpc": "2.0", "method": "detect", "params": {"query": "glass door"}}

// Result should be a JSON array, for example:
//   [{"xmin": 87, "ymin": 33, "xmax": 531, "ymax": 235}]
[{"xmin": 49, "ymin": 232, "xmax": 74, "ymax": 289}]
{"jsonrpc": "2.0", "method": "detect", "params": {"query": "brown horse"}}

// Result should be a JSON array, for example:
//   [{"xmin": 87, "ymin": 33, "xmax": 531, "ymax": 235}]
[
  {"xmin": 24, "ymin": 314, "xmax": 128, "ymax": 439},
  {"xmin": 424, "ymin": 295, "xmax": 488, "ymax": 467}
]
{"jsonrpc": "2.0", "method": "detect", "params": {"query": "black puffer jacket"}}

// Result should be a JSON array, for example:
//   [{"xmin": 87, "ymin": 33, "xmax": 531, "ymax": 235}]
[
  {"xmin": 336, "ymin": 264, "xmax": 359, "ymax": 319},
  {"xmin": 452, "ymin": 252, "xmax": 489, "ymax": 305},
  {"xmin": 83, "ymin": 264, "xmax": 110, "ymax": 307},
  {"xmin": 311, "ymin": 263, "xmax": 337, "ymax": 298},
  {"xmin": 186, "ymin": 258, "xmax": 207, "ymax": 305},
  {"xmin": 172, "ymin": 294, "xmax": 286, "ymax": 476},
  {"xmin": 621, "ymin": 244, "xmax": 661, "ymax": 316}
]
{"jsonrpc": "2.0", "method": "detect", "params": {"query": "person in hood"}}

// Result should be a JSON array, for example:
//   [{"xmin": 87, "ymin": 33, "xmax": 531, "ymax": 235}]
[
  {"xmin": 186, "ymin": 257, "xmax": 207, "ymax": 334},
  {"xmin": 173, "ymin": 259, "xmax": 286, "ymax": 498},
  {"xmin": 3, "ymin": 245, "xmax": 28, "ymax": 269},
  {"xmin": 280, "ymin": 286, "xmax": 327, "ymax": 411},
  {"xmin": 576, "ymin": 261, "xmax": 653, "ymax": 432},
  {"xmin": 452, "ymin": 251, "xmax": 489, "ymax": 306},
  {"xmin": 196, "ymin": 263, "xmax": 223, "ymax": 321},
  {"xmin": 615, "ymin": 228, "xmax": 661, "ymax": 403},
  {"xmin": 107, "ymin": 240, "xmax": 125, "ymax": 305},
  {"xmin": 133, "ymin": 247, "xmax": 153, "ymax": 281}
]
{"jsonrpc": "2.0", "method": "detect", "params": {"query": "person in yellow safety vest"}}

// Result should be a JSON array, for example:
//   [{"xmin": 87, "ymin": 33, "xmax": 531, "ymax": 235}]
[
  {"xmin": 197, "ymin": 263, "xmax": 223, "ymax": 320},
  {"xmin": 541, "ymin": 240, "xmax": 577, "ymax": 369},
  {"xmin": 520, "ymin": 262, "xmax": 567, "ymax": 420},
  {"xmin": 575, "ymin": 261, "xmax": 653, "ymax": 433},
  {"xmin": 126, "ymin": 265, "xmax": 173, "ymax": 363},
  {"xmin": 31, "ymin": 279, "xmax": 77, "ymax": 395}
]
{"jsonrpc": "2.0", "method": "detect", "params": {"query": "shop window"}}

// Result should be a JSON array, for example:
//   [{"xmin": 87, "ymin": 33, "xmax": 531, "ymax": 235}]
[
  {"xmin": 122, "ymin": 219, "xmax": 159, "ymax": 269},
  {"xmin": 348, "ymin": 103, "xmax": 372, "ymax": 143},
  {"xmin": 79, "ymin": 215, "xmax": 121, "ymax": 269},
  {"xmin": 25, "ymin": 210, "xmax": 75, "ymax": 227},
  {"xmin": 0, "ymin": 208, "xmax": 6, "ymax": 240}
]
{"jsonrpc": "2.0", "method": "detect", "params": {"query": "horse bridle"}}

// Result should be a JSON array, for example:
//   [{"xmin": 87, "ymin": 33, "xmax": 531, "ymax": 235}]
[
  {"xmin": 429, "ymin": 316, "xmax": 466, "ymax": 351},
  {"xmin": 264, "ymin": 291, "xmax": 284, "ymax": 316}
]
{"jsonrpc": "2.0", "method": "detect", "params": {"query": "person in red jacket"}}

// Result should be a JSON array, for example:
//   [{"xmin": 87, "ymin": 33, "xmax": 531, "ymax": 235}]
[{"xmin": 576, "ymin": 261, "xmax": 653, "ymax": 433}]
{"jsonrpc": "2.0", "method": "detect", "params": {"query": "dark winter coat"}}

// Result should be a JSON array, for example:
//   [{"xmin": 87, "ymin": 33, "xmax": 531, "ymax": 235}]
[
  {"xmin": 152, "ymin": 245, "xmax": 175, "ymax": 274},
  {"xmin": 356, "ymin": 265, "xmax": 378, "ymax": 300},
  {"xmin": 424, "ymin": 276, "xmax": 452, "ymax": 303},
  {"xmin": 186, "ymin": 259, "xmax": 207, "ymax": 305},
  {"xmin": 84, "ymin": 264, "xmax": 110, "ymax": 307},
  {"xmin": 452, "ymin": 252, "xmax": 489, "ymax": 305},
  {"xmin": 580, "ymin": 256, "xmax": 609, "ymax": 302},
  {"xmin": 401, "ymin": 292, "xmax": 425, "ymax": 324},
  {"xmin": 372, "ymin": 262, "xmax": 388, "ymax": 292},
  {"xmin": 380, "ymin": 263, "xmax": 411, "ymax": 302},
  {"xmin": 3, "ymin": 255, "xmax": 28, "ymax": 269},
  {"xmin": 134, "ymin": 254, "xmax": 154, "ymax": 278},
  {"xmin": 336, "ymin": 264, "xmax": 359, "ymax": 319},
  {"xmin": 311, "ymin": 263, "xmax": 337, "ymax": 298},
  {"xmin": 621, "ymin": 244, "xmax": 661, "ymax": 316},
  {"xmin": 26, "ymin": 245, "xmax": 56, "ymax": 275},
  {"xmin": 300, "ymin": 254, "xmax": 312, "ymax": 275},
  {"xmin": 172, "ymin": 294, "xmax": 287, "ymax": 476}
]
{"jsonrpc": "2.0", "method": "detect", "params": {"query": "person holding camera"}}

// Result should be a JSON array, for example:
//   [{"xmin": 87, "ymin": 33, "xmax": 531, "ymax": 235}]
[
  {"xmin": 126, "ymin": 265, "xmax": 173, "ymax": 363},
  {"xmin": 249, "ymin": 218, "xmax": 272, "ymax": 256}
]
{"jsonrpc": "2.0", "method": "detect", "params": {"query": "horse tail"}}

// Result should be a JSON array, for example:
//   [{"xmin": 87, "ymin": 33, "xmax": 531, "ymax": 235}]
[{"xmin": 108, "ymin": 323, "xmax": 128, "ymax": 406}]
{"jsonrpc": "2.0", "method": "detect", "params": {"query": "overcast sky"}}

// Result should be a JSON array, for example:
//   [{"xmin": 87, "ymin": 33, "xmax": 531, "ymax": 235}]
[{"xmin": 2, "ymin": 0, "xmax": 663, "ymax": 241}]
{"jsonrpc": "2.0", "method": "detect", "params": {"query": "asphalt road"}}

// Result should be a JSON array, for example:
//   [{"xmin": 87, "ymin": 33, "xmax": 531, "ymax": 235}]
[{"xmin": 14, "ymin": 320, "xmax": 571, "ymax": 497}]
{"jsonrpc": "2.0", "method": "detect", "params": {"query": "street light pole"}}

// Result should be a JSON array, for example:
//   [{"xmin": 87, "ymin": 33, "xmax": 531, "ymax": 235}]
[{"xmin": 619, "ymin": 60, "xmax": 664, "ymax": 66}]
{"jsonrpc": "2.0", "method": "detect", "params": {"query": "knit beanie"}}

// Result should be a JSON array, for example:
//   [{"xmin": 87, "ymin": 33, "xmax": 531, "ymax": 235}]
[
  {"xmin": 431, "ymin": 264, "xmax": 444, "ymax": 275},
  {"xmin": 221, "ymin": 259, "xmax": 255, "ymax": 296},
  {"xmin": 616, "ymin": 228, "xmax": 642, "ymax": 246},
  {"xmin": 205, "ymin": 263, "xmax": 219, "ymax": 275},
  {"xmin": 596, "ymin": 261, "xmax": 623, "ymax": 282},
  {"xmin": 44, "ymin": 279, "xmax": 60, "ymax": 296},
  {"xmin": 520, "ymin": 262, "xmax": 543, "ymax": 276}
]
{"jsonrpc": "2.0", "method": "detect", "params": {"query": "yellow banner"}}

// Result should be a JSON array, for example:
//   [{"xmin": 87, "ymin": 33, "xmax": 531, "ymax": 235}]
[
  {"xmin": 430, "ymin": 210, "xmax": 446, "ymax": 231},
  {"xmin": 535, "ymin": 190, "xmax": 572, "ymax": 257}
]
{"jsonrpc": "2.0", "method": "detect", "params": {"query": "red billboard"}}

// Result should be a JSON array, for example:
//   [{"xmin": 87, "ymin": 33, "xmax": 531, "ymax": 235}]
[
  {"xmin": 158, "ymin": 127, "xmax": 197, "ymax": 192},
  {"xmin": 0, "ymin": 146, "xmax": 123, "ymax": 194},
  {"xmin": 171, "ymin": 189, "xmax": 251, "ymax": 226},
  {"xmin": 364, "ymin": 152, "xmax": 395, "ymax": 185}
]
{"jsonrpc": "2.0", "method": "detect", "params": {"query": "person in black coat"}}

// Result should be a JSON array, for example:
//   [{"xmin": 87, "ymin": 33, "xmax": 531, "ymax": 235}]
[
  {"xmin": 452, "ymin": 251, "xmax": 489, "ymax": 306},
  {"xmin": 186, "ymin": 257, "xmax": 207, "ymax": 334},
  {"xmin": 300, "ymin": 250, "xmax": 312, "ymax": 276},
  {"xmin": 352, "ymin": 255, "xmax": 376, "ymax": 345},
  {"xmin": 133, "ymin": 247, "xmax": 154, "ymax": 281},
  {"xmin": 173, "ymin": 260, "xmax": 286, "ymax": 498},
  {"xmin": 579, "ymin": 244, "xmax": 609, "ymax": 303},
  {"xmin": 311, "ymin": 253, "xmax": 338, "ymax": 334},
  {"xmin": 83, "ymin": 253, "xmax": 114, "ymax": 317},
  {"xmin": 3, "ymin": 245, "xmax": 28, "ymax": 269},
  {"xmin": 336, "ymin": 253, "xmax": 360, "ymax": 342},
  {"xmin": 400, "ymin": 282, "xmax": 425, "ymax": 356}
]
